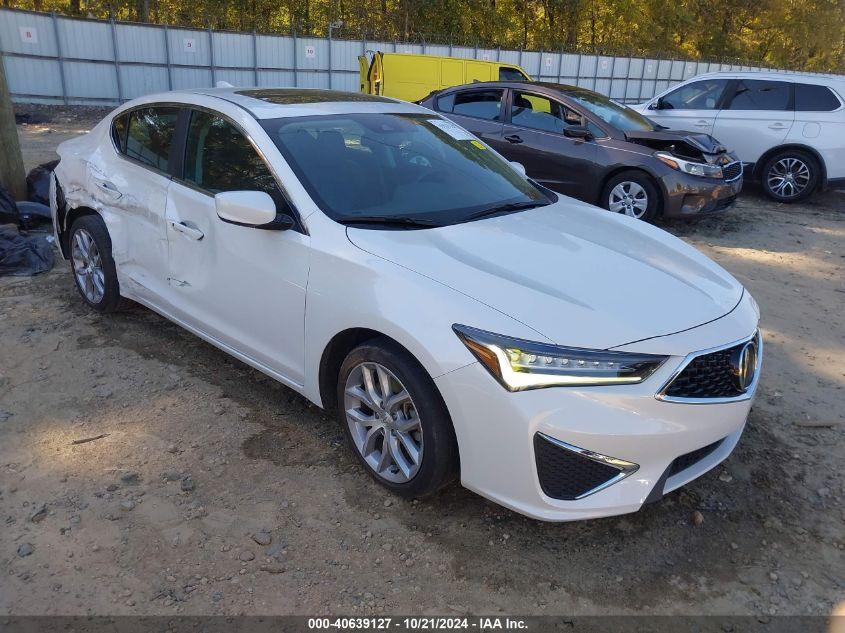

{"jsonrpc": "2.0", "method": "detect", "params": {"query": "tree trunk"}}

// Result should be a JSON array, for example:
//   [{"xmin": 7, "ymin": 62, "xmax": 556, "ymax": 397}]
[{"xmin": 0, "ymin": 58, "xmax": 27, "ymax": 201}]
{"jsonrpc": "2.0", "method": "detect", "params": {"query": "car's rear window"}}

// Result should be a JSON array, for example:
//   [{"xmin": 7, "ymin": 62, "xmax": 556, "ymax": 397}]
[{"xmin": 794, "ymin": 83, "xmax": 841, "ymax": 112}]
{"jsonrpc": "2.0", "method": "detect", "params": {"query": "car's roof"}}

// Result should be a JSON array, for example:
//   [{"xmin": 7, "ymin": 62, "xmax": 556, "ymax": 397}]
[
  {"xmin": 436, "ymin": 81, "xmax": 602, "ymax": 98},
  {"xmin": 679, "ymin": 70, "xmax": 845, "ymax": 86},
  {"xmin": 143, "ymin": 87, "xmax": 431, "ymax": 119}
]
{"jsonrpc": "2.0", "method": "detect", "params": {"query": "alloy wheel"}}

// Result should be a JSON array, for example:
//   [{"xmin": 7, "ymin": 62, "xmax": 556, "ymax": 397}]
[
  {"xmin": 344, "ymin": 362, "xmax": 423, "ymax": 483},
  {"xmin": 71, "ymin": 228, "xmax": 105, "ymax": 304},
  {"xmin": 767, "ymin": 157, "xmax": 810, "ymax": 199},
  {"xmin": 609, "ymin": 181, "xmax": 648, "ymax": 218}
]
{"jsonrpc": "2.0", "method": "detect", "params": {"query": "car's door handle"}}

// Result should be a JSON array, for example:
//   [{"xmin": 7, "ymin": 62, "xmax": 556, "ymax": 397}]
[
  {"xmin": 169, "ymin": 220, "xmax": 204, "ymax": 241},
  {"xmin": 94, "ymin": 179, "xmax": 123, "ymax": 197},
  {"xmin": 504, "ymin": 134, "xmax": 523, "ymax": 144},
  {"xmin": 768, "ymin": 123, "xmax": 788, "ymax": 130},
  {"xmin": 694, "ymin": 120, "xmax": 710, "ymax": 127}
]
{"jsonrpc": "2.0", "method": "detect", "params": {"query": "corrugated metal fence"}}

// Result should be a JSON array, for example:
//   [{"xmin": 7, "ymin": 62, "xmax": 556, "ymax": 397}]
[{"xmin": 0, "ymin": 7, "xmax": 831, "ymax": 107}]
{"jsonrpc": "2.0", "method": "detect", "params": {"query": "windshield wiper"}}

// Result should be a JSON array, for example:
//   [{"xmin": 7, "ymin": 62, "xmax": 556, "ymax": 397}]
[
  {"xmin": 466, "ymin": 200, "xmax": 549, "ymax": 222},
  {"xmin": 338, "ymin": 215, "xmax": 441, "ymax": 228}
]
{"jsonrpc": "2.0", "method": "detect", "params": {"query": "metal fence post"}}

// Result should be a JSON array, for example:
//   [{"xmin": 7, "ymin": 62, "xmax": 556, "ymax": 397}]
[
  {"xmin": 292, "ymin": 29, "xmax": 298, "ymax": 87},
  {"xmin": 109, "ymin": 18, "xmax": 123, "ymax": 103},
  {"xmin": 327, "ymin": 26, "xmax": 332, "ymax": 89},
  {"xmin": 622, "ymin": 57, "xmax": 630, "ymax": 104},
  {"xmin": 575, "ymin": 53, "xmax": 582, "ymax": 89},
  {"xmin": 638, "ymin": 57, "xmax": 648, "ymax": 101},
  {"xmin": 556, "ymin": 47, "xmax": 563, "ymax": 83},
  {"xmin": 252, "ymin": 30, "xmax": 259, "ymax": 87},
  {"xmin": 208, "ymin": 27, "xmax": 215, "ymax": 86},
  {"xmin": 163, "ymin": 25, "xmax": 173, "ymax": 90},
  {"xmin": 51, "ymin": 12, "xmax": 68, "ymax": 105}
]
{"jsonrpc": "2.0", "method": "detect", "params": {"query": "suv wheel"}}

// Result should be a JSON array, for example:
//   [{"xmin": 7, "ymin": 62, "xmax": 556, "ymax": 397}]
[
  {"xmin": 68, "ymin": 215, "xmax": 125, "ymax": 312},
  {"xmin": 761, "ymin": 150, "xmax": 819, "ymax": 203},
  {"xmin": 602, "ymin": 171, "xmax": 661, "ymax": 222},
  {"xmin": 337, "ymin": 338, "xmax": 458, "ymax": 498}
]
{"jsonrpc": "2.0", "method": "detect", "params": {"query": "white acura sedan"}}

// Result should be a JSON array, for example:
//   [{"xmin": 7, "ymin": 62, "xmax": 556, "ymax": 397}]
[{"xmin": 51, "ymin": 88, "xmax": 761, "ymax": 521}]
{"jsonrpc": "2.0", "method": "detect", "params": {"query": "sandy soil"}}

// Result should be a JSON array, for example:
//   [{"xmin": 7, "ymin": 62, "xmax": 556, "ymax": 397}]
[{"xmin": 1, "ymin": 105, "xmax": 844, "ymax": 617}]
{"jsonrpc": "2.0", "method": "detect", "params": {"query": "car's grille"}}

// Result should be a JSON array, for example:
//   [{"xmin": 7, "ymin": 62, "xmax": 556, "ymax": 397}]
[
  {"xmin": 666, "ymin": 438, "xmax": 724, "ymax": 478},
  {"xmin": 534, "ymin": 434, "xmax": 627, "ymax": 500},
  {"xmin": 663, "ymin": 342, "xmax": 746, "ymax": 399},
  {"xmin": 723, "ymin": 161, "xmax": 742, "ymax": 182}
]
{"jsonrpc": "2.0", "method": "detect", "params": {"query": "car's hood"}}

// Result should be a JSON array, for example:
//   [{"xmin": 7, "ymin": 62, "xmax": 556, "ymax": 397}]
[
  {"xmin": 624, "ymin": 129, "xmax": 728, "ymax": 156},
  {"xmin": 346, "ymin": 201, "xmax": 743, "ymax": 350}
]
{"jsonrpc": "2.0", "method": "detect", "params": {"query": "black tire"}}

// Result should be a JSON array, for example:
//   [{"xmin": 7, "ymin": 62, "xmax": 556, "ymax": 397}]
[
  {"xmin": 68, "ymin": 214, "xmax": 125, "ymax": 313},
  {"xmin": 336, "ymin": 338, "xmax": 459, "ymax": 498},
  {"xmin": 760, "ymin": 149, "xmax": 820, "ymax": 203},
  {"xmin": 601, "ymin": 170, "xmax": 662, "ymax": 222}
]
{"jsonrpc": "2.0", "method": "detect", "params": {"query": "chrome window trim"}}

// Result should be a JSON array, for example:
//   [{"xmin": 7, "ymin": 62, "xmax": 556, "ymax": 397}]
[
  {"xmin": 535, "ymin": 432, "xmax": 639, "ymax": 500},
  {"xmin": 655, "ymin": 330, "xmax": 762, "ymax": 405}
]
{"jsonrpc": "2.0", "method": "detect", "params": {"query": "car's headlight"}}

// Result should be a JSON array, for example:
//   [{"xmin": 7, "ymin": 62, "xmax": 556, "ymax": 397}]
[
  {"xmin": 453, "ymin": 325, "xmax": 667, "ymax": 391},
  {"xmin": 655, "ymin": 152, "xmax": 723, "ymax": 179}
]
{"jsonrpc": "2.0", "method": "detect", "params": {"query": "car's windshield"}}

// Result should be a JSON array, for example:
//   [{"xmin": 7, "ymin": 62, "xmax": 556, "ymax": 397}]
[
  {"xmin": 566, "ymin": 90, "xmax": 657, "ymax": 132},
  {"xmin": 261, "ymin": 113, "xmax": 550, "ymax": 227}
]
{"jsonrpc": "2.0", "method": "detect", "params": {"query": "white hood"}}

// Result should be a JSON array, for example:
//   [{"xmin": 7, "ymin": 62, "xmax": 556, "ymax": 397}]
[{"xmin": 347, "ymin": 200, "xmax": 743, "ymax": 350}]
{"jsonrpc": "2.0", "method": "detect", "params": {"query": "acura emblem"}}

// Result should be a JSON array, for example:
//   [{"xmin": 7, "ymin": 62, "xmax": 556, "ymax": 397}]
[{"xmin": 731, "ymin": 339, "xmax": 758, "ymax": 392}]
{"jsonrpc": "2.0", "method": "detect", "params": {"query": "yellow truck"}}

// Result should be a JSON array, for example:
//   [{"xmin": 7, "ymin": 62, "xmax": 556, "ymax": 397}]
[{"xmin": 358, "ymin": 51, "xmax": 531, "ymax": 102}]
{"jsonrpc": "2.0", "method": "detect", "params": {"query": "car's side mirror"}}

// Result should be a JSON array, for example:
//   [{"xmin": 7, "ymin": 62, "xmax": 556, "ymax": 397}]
[
  {"xmin": 649, "ymin": 97, "xmax": 665, "ymax": 111},
  {"xmin": 563, "ymin": 125, "xmax": 593, "ymax": 141},
  {"xmin": 215, "ymin": 191, "xmax": 292, "ymax": 230},
  {"xmin": 510, "ymin": 161, "xmax": 527, "ymax": 177}
]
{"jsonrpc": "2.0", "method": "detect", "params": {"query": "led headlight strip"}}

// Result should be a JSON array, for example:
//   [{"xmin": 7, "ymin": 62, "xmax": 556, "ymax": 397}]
[{"xmin": 453, "ymin": 324, "xmax": 667, "ymax": 392}]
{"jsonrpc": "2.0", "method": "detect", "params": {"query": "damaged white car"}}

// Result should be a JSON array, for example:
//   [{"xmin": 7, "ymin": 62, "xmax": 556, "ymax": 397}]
[{"xmin": 51, "ymin": 88, "xmax": 761, "ymax": 521}]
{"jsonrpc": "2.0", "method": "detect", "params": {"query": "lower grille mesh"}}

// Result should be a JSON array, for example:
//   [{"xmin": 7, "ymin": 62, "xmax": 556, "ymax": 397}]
[{"xmin": 534, "ymin": 434, "xmax": 622, "ymax": 500}]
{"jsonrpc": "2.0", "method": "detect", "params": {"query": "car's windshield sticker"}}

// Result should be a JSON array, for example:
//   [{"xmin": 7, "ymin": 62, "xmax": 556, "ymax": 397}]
[{"xmin": 428, "ymin": 119, "xmax": 476, "ymax": 141}]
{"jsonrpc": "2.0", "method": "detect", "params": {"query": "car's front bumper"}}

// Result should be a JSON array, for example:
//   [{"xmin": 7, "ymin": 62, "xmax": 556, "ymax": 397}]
[
  {"xmin": 435, "ymin": 303, "xmax": 760, "ymax": 522},
  {"xmin": 660, "ymin": 169, "xmax": 743, "ymax": 218}
]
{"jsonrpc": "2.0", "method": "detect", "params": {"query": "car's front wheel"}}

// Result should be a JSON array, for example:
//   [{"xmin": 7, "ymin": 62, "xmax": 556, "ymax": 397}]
[
  {"xmin": 68, "ymin": 214, "xmax": 125, "ymax": 312},
  {"xmin": 761, "ymin": 150, "xmax": 819, "ymax": 203},
  {"xmin": 602, "ymin": 171, "xmax": 661, "ymax": 222},
  {"xmin": 337, "ymin": 338, "xmax": 458, "ymax": 498}
]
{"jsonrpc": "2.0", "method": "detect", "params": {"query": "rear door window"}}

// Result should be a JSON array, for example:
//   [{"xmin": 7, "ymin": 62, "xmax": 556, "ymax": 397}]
[
  {"xmin": 510, "ymin": 92, "xmax": 581, "ymax": 134},
  {"xmin": 726, "ymin": 80, "xmax": 791, "ymax": 111},
  {"xmin": 795, "ymin": 84, "xmax": 841, "ymax": 111},
  {"xmin": 125, "ymin": 107, "xmax": 180, "ymax": 171},
  {"xmin": 438, "ymin": 89, "xmax": 504, "ymax": 121}
]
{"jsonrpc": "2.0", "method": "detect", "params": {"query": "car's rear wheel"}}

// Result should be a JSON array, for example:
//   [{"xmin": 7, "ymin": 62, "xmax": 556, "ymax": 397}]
[
  {"xmin": 761, "ymin": 150, "xmax": 819, "ymax": 203},
  {"xmin": 602, "ymin": 171, "xmax": 661, "ymax": 222},
  {"xmin": 68, "ymin": 215, "xmax": 125, "ymax": 313},
  {"xmin": 337, "ymin": 338, "xmax": 458, "ymax": 498}
]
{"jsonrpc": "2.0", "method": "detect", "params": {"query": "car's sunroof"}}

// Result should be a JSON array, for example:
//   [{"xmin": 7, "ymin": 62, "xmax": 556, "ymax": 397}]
[{"xmin": 236, "ymin": 89, "xmax": 394, "ymax": 105}]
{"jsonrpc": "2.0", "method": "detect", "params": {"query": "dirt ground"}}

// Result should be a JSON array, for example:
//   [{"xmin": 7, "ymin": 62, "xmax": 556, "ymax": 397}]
[{"xmin": 2, "ymin": 104, "xmax": 844, "ymax": 617}]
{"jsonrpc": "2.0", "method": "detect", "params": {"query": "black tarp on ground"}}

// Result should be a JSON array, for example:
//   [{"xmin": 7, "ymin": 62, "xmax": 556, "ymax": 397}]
[
  {"xmin": 0, "ymin": 225, "xmax": 55, "ymax": 276},
  {"xmin": 0, "ymin": 185, "xmax": 17, "ymax": 225},
  {"xmin": 26, "ymin": 160, "xmax": 59, "ymax": 207}
]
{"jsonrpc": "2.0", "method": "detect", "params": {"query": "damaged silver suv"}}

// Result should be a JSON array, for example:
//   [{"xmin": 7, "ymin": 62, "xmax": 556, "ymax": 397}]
[{"xmin": 421, "ymin": 81, "xmax": 743, "ymax": 222}]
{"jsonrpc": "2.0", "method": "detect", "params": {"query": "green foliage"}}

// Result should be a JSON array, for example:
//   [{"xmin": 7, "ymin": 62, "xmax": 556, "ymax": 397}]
[{"xmin": 7, "ymin": 0, "xmax": 845, "ymax": 72}]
